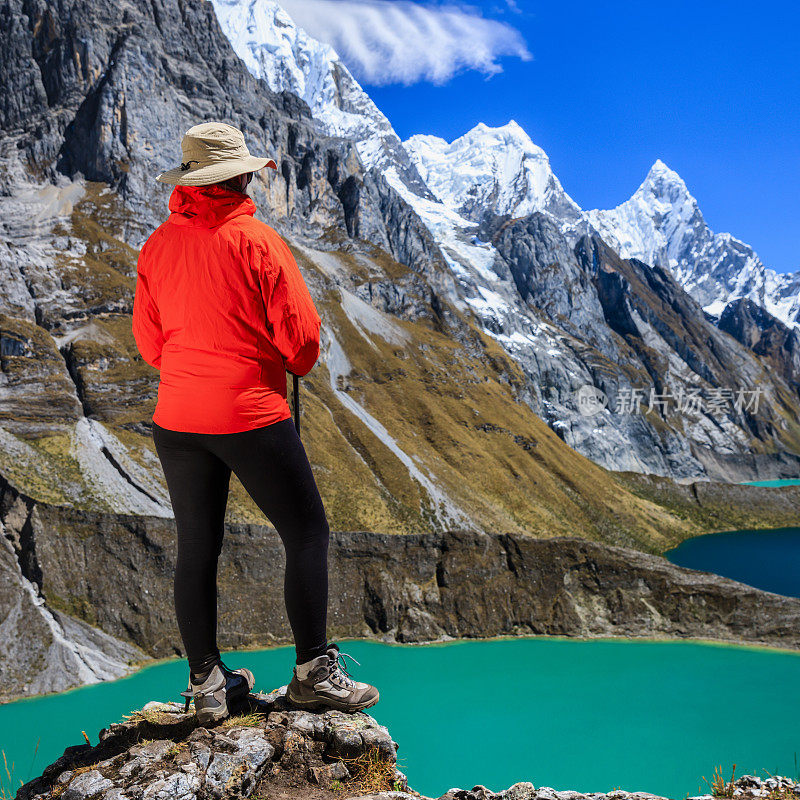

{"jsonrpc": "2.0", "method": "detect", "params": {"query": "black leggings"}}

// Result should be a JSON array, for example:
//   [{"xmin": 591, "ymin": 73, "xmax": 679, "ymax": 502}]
[{"xmin": 151, "ymin": 418, "xmax": 330, "ymax": 674}]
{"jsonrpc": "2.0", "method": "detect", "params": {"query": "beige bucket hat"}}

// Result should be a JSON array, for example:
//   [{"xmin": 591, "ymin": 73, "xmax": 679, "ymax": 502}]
[{"xmin": 156, "ymin": 122, "xmax": 278, "ymax": 186}]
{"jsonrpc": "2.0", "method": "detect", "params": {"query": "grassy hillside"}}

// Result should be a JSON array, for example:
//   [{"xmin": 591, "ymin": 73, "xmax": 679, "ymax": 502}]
[{"xmin": 2, "ymin": 183, "xmax": 797, "ymax": 556}]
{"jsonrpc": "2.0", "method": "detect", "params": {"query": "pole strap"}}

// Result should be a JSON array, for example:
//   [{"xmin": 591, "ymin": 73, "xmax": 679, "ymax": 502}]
[{"xmin": 292, "ymin": 373, "xmax": 300, "ymax": 435}]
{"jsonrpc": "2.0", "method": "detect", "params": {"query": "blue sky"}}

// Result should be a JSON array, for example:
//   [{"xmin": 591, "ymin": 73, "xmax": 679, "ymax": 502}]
[{"xmin": 308, "ymin": 0, "xmax": 799, "ymax": 273}]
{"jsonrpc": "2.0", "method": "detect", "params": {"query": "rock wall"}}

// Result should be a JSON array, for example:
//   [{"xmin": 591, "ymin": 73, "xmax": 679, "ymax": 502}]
[
  {"xmin": 3, "ymin": 472, "xmax": 800, "ymax": 702},
  {"xmin": 0, "ymin": 494, "xmax": 145, "ymax": 701}
]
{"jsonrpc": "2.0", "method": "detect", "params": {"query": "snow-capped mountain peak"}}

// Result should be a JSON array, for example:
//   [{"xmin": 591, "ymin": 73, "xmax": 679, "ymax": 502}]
[
  {"xmin": 635, "ymin": 159, "xmax": 697, "ymax": 211},
  {"xmin": 585, "ymin": 159, "xmax": 706, "ymax": 275},
  {"xmin": 208, "ymin": 0, "xmax": 798, "ymax": 330},
  {"xmin": 646, "ymin": 158, "xmax": 682, "ymax": 181},
  {"xmin": 210, "ymin": 0, "xmax": 432, "ymax": 195},
  {"xmin": 211, "ymin": 0, "xmax": 336, "ymax": 117},
  {"xmin": 403, "ymin": 120, "xmax": 581, "ymax": 223},
  {"xmin": 470, "ymin": 119, "xmax": 546, "ymax": 156},
  {"xmin": 587, "ymin": 161, "xmax": 799, "ymax": 327}
]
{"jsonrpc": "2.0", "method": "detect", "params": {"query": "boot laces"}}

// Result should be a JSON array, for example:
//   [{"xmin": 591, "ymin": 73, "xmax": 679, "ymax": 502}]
[{"xmin": 328, "ymin": 650, "xmax": 360, "ymax": 689}]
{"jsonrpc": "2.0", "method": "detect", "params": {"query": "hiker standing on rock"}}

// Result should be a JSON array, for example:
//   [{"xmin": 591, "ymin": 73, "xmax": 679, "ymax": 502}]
[{"xmin": 132, "ymin": 122, "xmax": 378, "ymax": 725}]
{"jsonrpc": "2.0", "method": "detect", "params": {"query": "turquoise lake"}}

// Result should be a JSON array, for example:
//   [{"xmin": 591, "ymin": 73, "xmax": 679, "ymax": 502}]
[
  {"xmin": 666, "ymin": 527, "xmax": 800, "ymax": 598},
  {"xmin": 742, "ymin": 479, "xmax": 800, "ymax": 487},
  {"xmin": 2, "ymin": 638, "xmax": 799, "ymax": 799}
]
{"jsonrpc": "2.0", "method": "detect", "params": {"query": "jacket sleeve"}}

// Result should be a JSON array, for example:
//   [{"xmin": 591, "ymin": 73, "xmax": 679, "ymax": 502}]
[
  {"xmin": 256, "ymin": 234, "xmax": 321, "ymax": 377},
  {"xmin": 132, "ymin": 244, "xmax": 165, "ymax": 370}
]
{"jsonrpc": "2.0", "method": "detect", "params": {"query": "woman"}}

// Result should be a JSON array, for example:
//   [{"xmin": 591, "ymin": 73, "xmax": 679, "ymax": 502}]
[{"xmin": 132, "ymin": 121, "xmax": 378, "ymax": 725}]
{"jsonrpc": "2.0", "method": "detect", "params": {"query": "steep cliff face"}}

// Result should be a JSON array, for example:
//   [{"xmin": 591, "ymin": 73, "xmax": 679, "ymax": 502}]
[
  {"xmin": 718, "ymin": 298, "xmax": 800, "ymax": 395},
  {"xmin": 474, "ymin": 214, "xmax": 800, "ymax": 479},
  {"xmin": 3, "ymin": 0, "xmax": 368, "ymax": 238},
  {"xmin": 4, "ymin": 474, "xmax": 800, "ymax": 702},
  {"xmin": 0, "ymin": 481, "xmax": 145, "ymax": 699}
]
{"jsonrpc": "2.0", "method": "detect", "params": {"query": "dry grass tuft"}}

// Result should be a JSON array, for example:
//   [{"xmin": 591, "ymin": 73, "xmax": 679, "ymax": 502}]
[
  {"xmin": 122, "ymin": 709, "xmax": 166, "ymax": 726},
  {"xmin": 219, "ymin": 711, "xmax": 268, "ymax": 730},
  {"xmin": 337, "ymin": 746, "xmax": 397, "ymax": 795},
  {"xmin": 1, "ymin": 750, "xmax": 18, "ymax": 800},
  {"xmin": 1, "ymin": 738, "xmax": 42, "ymax": 799},
  {"xmin": 703, "ymin": 764, "xmax": 737, "ymax": 797},
  {"xmin": 164, "ymin": 741, "xmax": 189, "ymax": 759}
]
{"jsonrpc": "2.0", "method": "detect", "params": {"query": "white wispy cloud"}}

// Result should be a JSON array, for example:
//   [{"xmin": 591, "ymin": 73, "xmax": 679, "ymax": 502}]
[{"xmin": 279, "ymin": 0, "xmax": 532, "ymax": 85}]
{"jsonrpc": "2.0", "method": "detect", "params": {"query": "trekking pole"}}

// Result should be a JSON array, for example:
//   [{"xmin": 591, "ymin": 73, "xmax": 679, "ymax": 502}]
[{"xmin": 292, "ymin": 372, "xmax": 300, "ymax": 435}]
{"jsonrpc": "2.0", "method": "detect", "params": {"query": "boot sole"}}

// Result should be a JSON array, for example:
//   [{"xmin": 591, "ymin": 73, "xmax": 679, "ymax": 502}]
[{"xmin": 286, "ymin": 689, "xmax": 379, "ymax": 713}]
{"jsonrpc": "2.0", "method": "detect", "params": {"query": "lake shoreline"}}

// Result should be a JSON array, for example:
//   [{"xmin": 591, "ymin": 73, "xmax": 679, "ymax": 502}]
[
  {"xmin": 616, "ymin": 472, "xmax": 800, "ymax": 552},
  {"xmin": 5, "ymin": 520, "xmax": 800, "ymax": 702},
  {"xmin": 7, "ymin": 630, "xmax": 800, "ymax": 708}
]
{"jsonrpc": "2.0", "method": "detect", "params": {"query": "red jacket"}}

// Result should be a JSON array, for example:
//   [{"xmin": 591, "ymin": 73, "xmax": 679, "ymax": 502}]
[{"xmin": 132, "ymin": 184, "xmax": 321, "ymax": 434}]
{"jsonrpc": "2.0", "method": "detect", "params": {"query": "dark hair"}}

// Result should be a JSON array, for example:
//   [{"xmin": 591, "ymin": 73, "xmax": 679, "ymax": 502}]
[{"xmin": 217, "ymin": 172, "xmax": 254, "ymax": 193}]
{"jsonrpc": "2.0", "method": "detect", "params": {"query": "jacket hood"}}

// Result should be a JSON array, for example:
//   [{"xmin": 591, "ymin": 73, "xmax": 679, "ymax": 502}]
[{"xmin": 167, "ymin": 184, "xmax": 257, "ymax": 229}]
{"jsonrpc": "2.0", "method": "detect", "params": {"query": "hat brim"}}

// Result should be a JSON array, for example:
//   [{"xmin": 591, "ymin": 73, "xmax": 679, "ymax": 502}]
[{"xmin": 155, "ymin": 156, "xmax": 278, "ymax": 186}]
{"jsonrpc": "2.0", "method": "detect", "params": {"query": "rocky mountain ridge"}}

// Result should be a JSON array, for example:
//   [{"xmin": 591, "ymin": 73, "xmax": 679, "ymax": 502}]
[
  {"xmin": 403, "ymin": 123, "xmax": 799, "ymax": 331},
  {"xmin": 209, "ymin": 0, "xmax": 434, "ymax": 198},
  {"xmin": 404, "ymin": 121, "xmax": 582, "ymax": 225},
  {"xmin": 584, "ymin": 159, "xmax": 800, "ymax": 326},
  {"xmin": 208, "ymin": 0, "xmax": 800, "ymax": 329},
  {"xmin": 717, "ymin": 298, "xmax": 800, "ymax": 393}
]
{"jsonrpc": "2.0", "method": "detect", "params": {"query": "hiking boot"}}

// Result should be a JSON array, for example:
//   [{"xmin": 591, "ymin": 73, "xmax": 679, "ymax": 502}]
[
  {"xmin": 180, "ymin": 661, "xmax": 255, "ymax": 726},
  {"xmin": 286, "ymin": 643, "xmax": 379, "ymax": 712}
]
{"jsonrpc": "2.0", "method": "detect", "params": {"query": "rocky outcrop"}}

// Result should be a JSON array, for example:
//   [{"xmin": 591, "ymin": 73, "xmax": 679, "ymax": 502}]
[
  {"xmin": 16, "ymin": 693, "xmax": 799, "ymax": 800},
  {"xmin": 618, "ymin": 470, "xmax": 800, "ymax": 526},
  {"xmin": 4, "ymin": 471, "xmax": 800, "ymax": 702},
  {"xmin": 437, "ymin": 776, "xmax": 800, "ymax": 800},
  {"xmin": 16, "ymin": 691, "xmax": 406, "ymax": 800},
  {"xmin": 0, "ymin": 475, "xmax": 146, "ymax": 699},
  {"xmin": 0, "ymin": 529, "xmax": 145, "ymax": 699}
]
